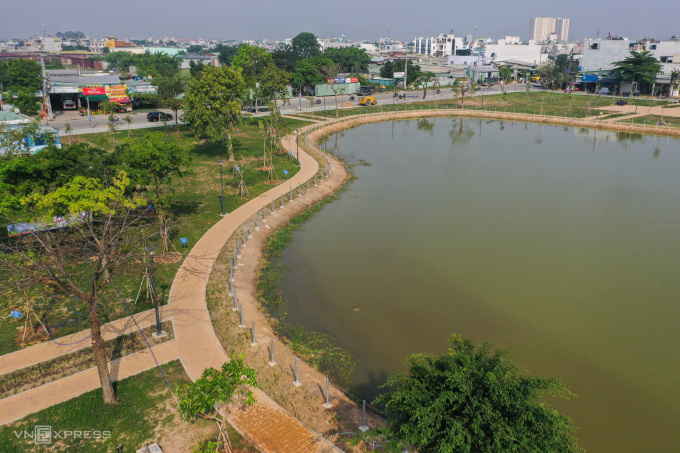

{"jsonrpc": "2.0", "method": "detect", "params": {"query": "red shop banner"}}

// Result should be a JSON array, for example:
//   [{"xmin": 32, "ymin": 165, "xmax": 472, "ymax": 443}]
[{"xmin": 83, "ymin": 87, "xmax": 106, "ymax": 95}]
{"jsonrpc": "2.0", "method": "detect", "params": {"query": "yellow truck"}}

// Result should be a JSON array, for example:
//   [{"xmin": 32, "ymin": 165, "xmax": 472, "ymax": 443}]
[{"xmin": 358, "ymin": 96, "xmax": 377, "ymax": 106}]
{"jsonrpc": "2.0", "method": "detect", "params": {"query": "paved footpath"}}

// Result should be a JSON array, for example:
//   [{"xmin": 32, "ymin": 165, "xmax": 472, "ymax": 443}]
[{"xmin": 0, "ymin": 121, "xmax": 344, "ymax": 452}]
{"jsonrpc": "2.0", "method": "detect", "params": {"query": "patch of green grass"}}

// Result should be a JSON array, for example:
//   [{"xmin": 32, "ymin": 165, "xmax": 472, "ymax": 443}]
[
  {"xmin": 0, "ymin": 360, "xmax": 189, "ymax": 452},
  {"xmin": 0, "ymin": 117, "xmax": 311, "ymax": 355}
]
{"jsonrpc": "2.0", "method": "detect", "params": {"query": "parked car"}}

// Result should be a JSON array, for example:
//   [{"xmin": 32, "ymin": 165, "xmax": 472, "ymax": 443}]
[
  {"xmin": 147, "ymin": 111, "xmax": 173, "ymax": 122},
  {"xmin": 598, "ymin": 88, "xmax": 610, "ymax": 95},
  {"xmin": 63, "ymin": 99, "xmax": 77, "ymax": 110},
  {"xmin": 616, "ymin": 100, "xmax": 628, "ymax": 106}
]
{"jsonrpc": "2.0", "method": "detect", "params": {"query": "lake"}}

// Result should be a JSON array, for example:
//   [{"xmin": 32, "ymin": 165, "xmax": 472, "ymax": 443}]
[{"xmin": 279, "ymin": 118, "xmax": 680, "ymax": 452}]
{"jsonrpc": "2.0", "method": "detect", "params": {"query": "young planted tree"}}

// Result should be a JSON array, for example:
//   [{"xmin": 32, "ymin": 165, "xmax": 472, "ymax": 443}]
[
  {"xmin": 419, "ymin": 71, "xmax": 436, "ymax": 99},
  {"xmin": 177, "ymin": 357, "xmax": 258, "ymax": 452},
  {"xmin": 374, "ymin": 334, "xmax": 579, "ymax": 452},
  {"xmin": 0, "ymin": 172, "xmax": 147, "ymax": 404},
  {"xmin": 182, "ymin": 65, "xmax": 247, "ymax": 159}
]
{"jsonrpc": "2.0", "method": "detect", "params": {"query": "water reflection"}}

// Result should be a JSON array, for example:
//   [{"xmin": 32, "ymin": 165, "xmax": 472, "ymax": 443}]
[{"xmin": 449, "ymin": 118, "xmax": 475, "ymax": 145}]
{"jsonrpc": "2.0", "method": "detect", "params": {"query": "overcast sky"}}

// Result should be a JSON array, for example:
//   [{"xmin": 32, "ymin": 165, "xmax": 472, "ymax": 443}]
[{"xmin": 3, "ymin": 0, "xmax": 678, "ymax": 43}]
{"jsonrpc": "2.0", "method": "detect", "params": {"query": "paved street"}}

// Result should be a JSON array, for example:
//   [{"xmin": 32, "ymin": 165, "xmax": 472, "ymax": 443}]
[{"xmin": 39, "ymin": 82, "xmax": 530, "ymax": 135}]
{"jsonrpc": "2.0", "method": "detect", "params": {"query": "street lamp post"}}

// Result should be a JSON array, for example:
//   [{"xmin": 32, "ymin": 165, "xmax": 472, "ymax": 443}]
[
  {"xmin": 147, "ymin": 247, "xmax": 163, "ymax": 337},
  {"xmin": 218, "ymin": 160, "xmax": 225, "ymax": 216},
  {"xmin": 295, "ymin": 127, "xmax": 299, "ymax": 165}
]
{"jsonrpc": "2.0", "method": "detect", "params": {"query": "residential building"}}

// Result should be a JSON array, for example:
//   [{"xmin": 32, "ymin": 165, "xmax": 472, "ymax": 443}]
[
  {"xmin": 484, "ymin": 37, "xmax": 546, "ymax": 65},
  {"xmin": 414, "ymin": 34, "xmax": 464, "ymax": 57},
  {"xmin": 580, "ymin": 36, "xmax": 630, "ymax": 72}
]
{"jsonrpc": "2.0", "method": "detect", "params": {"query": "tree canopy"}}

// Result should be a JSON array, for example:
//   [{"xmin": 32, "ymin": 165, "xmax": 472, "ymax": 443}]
[
  {"xmin": 292, "ymin": 56, "xmax": 333, "ymax": 92},
  {"xmin": 613, "ymin": 50, "xmax": 662, "ymax": 93},
  {"xmin": 323, "ymin": 46, "xmax": 371, "ymax": 73},
  {"xmin": 0, "ymin": 59, "xmax": 43, "ymax": 93},
  {"xmin": 181, "ymin": 65, "xmax": 246, "ymax": 152},
  {"xmin": 212, "ymin": 43, "xmax": 242, "ymax": 66},
  {"xmin": 374, "ymin": 334, "xmax": 579, "ymax": 453},
  {"xmin": 538, "ymin": 54, "xmax": 579, "ymax": 90},
  {"xmin": 291, "ymin": 32, "xmax": 321, "ymax": 60}
]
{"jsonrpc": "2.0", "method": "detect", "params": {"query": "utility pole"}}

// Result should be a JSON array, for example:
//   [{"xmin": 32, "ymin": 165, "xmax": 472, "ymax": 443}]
[{"xmin": 404, "ymin": 51, "xmax": 408, "ymax": 92}]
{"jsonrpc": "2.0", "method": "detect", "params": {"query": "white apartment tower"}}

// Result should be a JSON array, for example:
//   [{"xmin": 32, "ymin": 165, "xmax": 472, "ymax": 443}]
[{"xmin": 529, "ymin": 17, "xmax": 569, "ymax": 43}]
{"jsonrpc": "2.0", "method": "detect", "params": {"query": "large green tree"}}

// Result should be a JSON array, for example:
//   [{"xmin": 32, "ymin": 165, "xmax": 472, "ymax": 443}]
[
  {"xmin": 292, "ymin": 56, "xmax": 332, "ymax": 94},
  {"xmin": 0, "ymin": 59, "xmax": 43, "ymax": 92},
  {"xmin": 258, "ymin": 64, "xmax": 290, "ymax": 105},
  {"xmin": 232, "ymin": 44, "xmax": 274, "ymax": 109},
  {"xmin": 182, "ymin": 65, "xmax": 246, "ymax": 156},
  {"xmin": 291, "ymin": 32, "xmax": 321, "ymax": 60},
  {"xmin": 613, "ymin": 50, "xmax": 662, "ymax": 94},
  {"xmin": 374, "ymin": 334, "xmax": 579, "ymax": 453},
  {"xmin": 324, "ymin": 46, "xmax": 371, "ymax": 73}
]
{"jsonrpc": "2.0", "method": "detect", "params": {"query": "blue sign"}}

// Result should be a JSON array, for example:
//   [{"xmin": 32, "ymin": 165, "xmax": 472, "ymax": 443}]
[
  {"xmin": 582, "ymin": 74, "xmax": 598, "ymax": 82},
  {"xmin": 283, "ymin": 170, "xmax": 289, "ymax": 175},
  {"xmin": 180, "ymin": 238, "xmax": 188, "ymax": 244},
  {"xmin": 11, "ymin": 310, "xmax": 21, "ymax": 319}
]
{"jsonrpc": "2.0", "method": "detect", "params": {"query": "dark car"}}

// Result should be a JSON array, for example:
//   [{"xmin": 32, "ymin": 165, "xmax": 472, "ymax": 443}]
[
  {"xmin": 616, "ymin": 100, "xmax": 628, "ymax": 106},
  {"xmin": 147, "ymin": 111, "xmax": 173, "ymax": 122}
]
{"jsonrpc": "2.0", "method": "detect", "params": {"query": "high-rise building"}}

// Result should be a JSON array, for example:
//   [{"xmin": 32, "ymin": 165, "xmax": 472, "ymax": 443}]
[
  {"xmin": 529, "ymin": 17, "xmax": 569, "ymax": 43},
  {"xmin": 554, "ymin": 18, "xmax": 570, "ymax": 43}
]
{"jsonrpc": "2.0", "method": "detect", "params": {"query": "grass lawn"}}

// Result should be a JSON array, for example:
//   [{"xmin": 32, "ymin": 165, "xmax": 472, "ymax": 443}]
[
  {"xmin": 0, "ymin": 116, "xmax": 309, "ymax": 356},
  {"xmin": 0, "ymin": 360, "xmax": 199, "ymax": 452},
  {"xmin": 302, "ymin": 91, "xmax": 679, "ymax": 128}
]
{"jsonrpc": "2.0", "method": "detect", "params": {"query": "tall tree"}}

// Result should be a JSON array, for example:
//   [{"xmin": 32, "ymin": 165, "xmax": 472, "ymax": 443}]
[
  {"xmin": 374, "ymin": 334, "xmax": 579, "ymax": 452},
  {"xmin": 232, "ymin": 44, "xmax": 274, "ymax": 110},
  {"xmin": 292, "ymin": 56, "xmax": 331, "ymax": 94},
  {"xmin": 258, "ymin": 64, "xmax": 290, "ymax": 106},
  {"xmin": 291, "ymin": 32, "xmax": 321, "ymax": 60},
  {"xmin": 181, "ymin": 65, "xmax": 246, "ymax": 157},
  {"xmin": 613, "ymin": 50, "xmax": 662, "ymax": 94},
  {"xmin": 324, "ymin": 46, "xmax": 371, "ymax": 73},
  {"xmin": 0, "ymin": 172, "xmax": 147, "ymax": 404}
]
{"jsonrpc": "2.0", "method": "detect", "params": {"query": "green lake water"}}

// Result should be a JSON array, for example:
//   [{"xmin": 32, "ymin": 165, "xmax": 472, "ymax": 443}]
[{"xmin": 279, "ymin": 118, "xmax": 680, "ymax": 452}]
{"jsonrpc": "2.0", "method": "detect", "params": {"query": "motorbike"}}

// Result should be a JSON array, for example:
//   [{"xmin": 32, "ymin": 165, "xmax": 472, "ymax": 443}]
[
  {"xmin": 315, "ymin": 99, "xmax": 322, "ymax": 104},
  {"xmin": 435, "ymin": 89, "xmax": 441, "ymax": 94},
  {"xmin": 349, "ymin": 95, "xmax": 355, "ymax": 101}
]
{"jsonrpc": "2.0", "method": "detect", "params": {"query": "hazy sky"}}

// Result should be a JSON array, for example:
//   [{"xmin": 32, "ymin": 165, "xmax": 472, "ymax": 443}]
[{"xmin": 3, "ymin": 0, "xmax": 678, "ymax": 43}]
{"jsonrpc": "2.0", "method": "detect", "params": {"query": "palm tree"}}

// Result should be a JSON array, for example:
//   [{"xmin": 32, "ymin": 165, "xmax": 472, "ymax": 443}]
[{"xmin": 612, "ymin": 50, "xmax": 662, "ymax": 94}]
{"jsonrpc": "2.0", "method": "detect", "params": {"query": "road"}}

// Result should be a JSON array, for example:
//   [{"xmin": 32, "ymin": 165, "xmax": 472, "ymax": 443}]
[{"xmin": 41, "ymin": 82, "xmax": 538, "ymax": 134}]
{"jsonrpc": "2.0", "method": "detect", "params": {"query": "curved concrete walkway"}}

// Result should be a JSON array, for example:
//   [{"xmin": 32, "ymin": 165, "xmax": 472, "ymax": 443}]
[{"xmin": 0, "ymin": 123, "xmax": 343, "ymax": 452}]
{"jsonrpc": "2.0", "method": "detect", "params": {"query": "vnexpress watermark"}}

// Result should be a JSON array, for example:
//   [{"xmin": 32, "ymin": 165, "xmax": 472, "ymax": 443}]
[{"xmin": 14, "ymin": 425, "xmax": 111, "ymax": 445}]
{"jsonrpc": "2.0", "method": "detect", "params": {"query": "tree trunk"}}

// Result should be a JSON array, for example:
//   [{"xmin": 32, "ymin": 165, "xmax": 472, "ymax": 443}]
[{"xmin": 88, "ymin": 294, "xmax": 117, "ymax": 404}]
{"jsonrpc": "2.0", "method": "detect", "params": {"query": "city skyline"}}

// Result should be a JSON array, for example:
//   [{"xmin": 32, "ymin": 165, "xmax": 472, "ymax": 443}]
[{"xmin": 2, "ymin": 0, "xmax": 678, "ymax": 43}]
